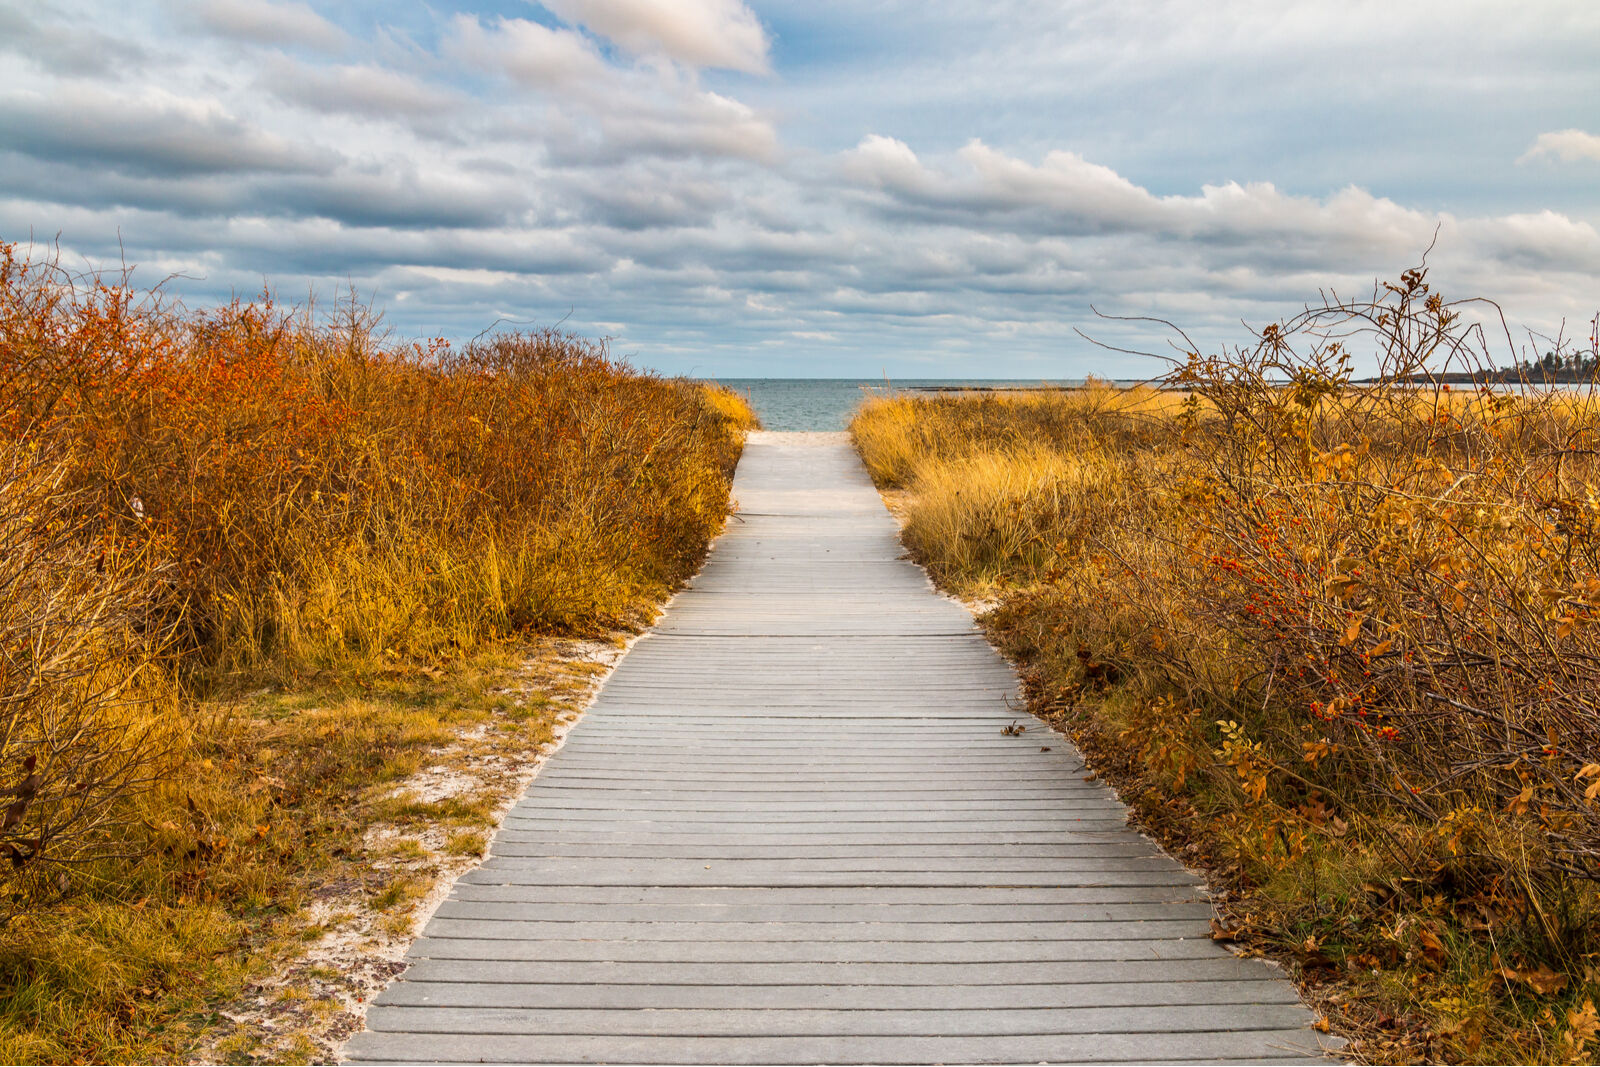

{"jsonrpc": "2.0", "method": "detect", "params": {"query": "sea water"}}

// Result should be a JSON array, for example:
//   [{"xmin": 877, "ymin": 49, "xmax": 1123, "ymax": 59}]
[{"xmin": 705, "ymin": 378, "xmax": 1133, "ymax": 432}]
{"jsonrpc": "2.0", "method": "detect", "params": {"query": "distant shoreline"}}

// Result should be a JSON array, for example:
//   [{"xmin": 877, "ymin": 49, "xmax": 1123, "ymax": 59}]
[
  {"xmin": 1365, "ymin": 370, "xmax": 1600, "ymax": 385},
  {"xmin": 903, "ymin": 380, "xmax": 1155, "ymax": 393}
]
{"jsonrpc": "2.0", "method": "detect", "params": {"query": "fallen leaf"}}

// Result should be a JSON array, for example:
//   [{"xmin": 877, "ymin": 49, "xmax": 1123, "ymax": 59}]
[
  {"xmin": 1417, "ymin": 926, "xmax": 1447, "ymax": 967},
  {"xmin": 1502, "ymin": 962, "xmax": 1568, "ymax": 995},
  {"xmin": 1564, "ymin": 999, "xmax": 1599, "ymax": 1058}
]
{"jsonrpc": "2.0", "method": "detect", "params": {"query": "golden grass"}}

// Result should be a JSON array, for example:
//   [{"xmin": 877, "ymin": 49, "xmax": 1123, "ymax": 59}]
[{"xmin": 853, "ymin": 281, "xmax": 1600, "ymax": 1064}]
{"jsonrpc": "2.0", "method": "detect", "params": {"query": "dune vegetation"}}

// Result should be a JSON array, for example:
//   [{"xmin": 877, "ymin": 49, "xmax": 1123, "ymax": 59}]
[
  {"xmin": 0, "ymin": 241, "xmax": 754, "ymax": 1061},
  {"xmin": 853, "ymin": 271, "xmax": 1600, "ymax": 1065}
]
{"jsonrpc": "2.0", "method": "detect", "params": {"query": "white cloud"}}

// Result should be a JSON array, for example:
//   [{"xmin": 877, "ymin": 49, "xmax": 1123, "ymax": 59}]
[
  {"xmin": 446, "ymin": 14, "xmax": 776, "ymax": 163},
  {"xmin": 0, "ymin": 87, "xmax": 329, "ymax": 177},
  {"xmin": 1519, "ymin": 129, "xmax": 1600, "ymax": 165},
  {"xmin": 583, "ymin": 87, "xmax": 776, "ymax": 163},
  {"xmin": 444, "ymin": 14, "xmax": 609, "ymax": 89},
  {"xmin": 0, "ymin": 4, "xmax": 145, "ymax": 76},
  {"xmin": 185, "ymin": 0, "xmax": 346, "ymax": 51},
  {"xmin": 258, "ymin": 59, "xmax": 460, "ymax": 120},
  {"xmin": 841, "ymin": 135, "xmax": 930, "ymax": 192},
  {"xmin": 1465, "ymin": 211, "xmax": 1600, "ymax": 273},
  {"xmin": 538, "ymin": 0, "xmax": 769, "ymax": 73},
  {"xmin": 842, "ymin": 136, "xmax": 1439, "ymax": 263}
]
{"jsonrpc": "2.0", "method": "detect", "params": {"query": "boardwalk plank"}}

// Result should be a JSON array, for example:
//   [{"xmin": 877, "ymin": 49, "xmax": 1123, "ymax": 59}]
[
  {"xmin": 402, "ymin": 936, "xmax": 1244, "ymax": 964},
  {"xmin": 361, "ymin": 1002, "xmax": 1318, "ymax": 1036},
  {"xmin": 396, "ymin": 957, "xmax": 1290, "ymax": 985},
  {"xmin": 345, "ymin": 1030, "xmax": 1335, "ymax": 1064},
  {"xmin": 375, "ymin": 979, "xmax": 1302, "ymax": 1010}
]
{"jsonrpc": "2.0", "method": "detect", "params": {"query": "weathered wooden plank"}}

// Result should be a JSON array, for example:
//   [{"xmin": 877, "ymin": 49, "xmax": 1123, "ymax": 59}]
[
  {"xmin": 394, "ymin": 956, "xmax": 1282, "ymax": 985},
  {"xmin": 497, "ymin": 811, "xmax": 1136, "ymax": 826},
  {"xmin": 444, "ymin": 884, "xmax": 1207, "ymax": 905},
  {"xmin": 402, "ymin": 936, "xmax": 1242, "ymax": 965},
  {"xmin": 473, "ymin": 854, "xmax": 1186, "ymax": 872},
  {"xmin": 461, "ymin": 868, "xmax": 1200, "ymax": 888},
  {"xmin": 419, "ymin": 917, "xmax": 1214, "ymax": 942},
  {"xmin": 462, "ymin": 842, "xmax": 1164, "ymax": 860},
  {"xmin": 375, "ymin": 978, "xmax": 1303, "ymax": 1010},
  {"xmin": 345, "ymin": 1029, "xmax": 1336, "ymax": 1064},
  {"xmin": 475, "ymin": 837, "xmax": 1162, "ymax": 854},
  {"xmin": 430, "ymin": 899, "xmax": 1218, "ymax": 923},
  {"xmin": 362, "ymin": 1002, "xmax": 1317, "ymax": 1037},
  {"xmin": 520, "ymin": 787, "xmax": 1109, "ymax": 800}
]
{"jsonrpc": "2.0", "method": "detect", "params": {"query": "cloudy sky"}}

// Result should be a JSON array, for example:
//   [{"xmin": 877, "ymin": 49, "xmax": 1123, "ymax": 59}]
[{"xmin": 2, "ymin": 1, "xmax": 1597, "ymax": 376}]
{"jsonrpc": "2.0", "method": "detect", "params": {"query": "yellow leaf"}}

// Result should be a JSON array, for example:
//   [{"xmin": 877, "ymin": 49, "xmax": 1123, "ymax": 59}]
[
  {"xmin": 1303, "ymin": 739, "xmax": 1338, "ymax": 764},
  {"xmin": 1369, "ymin": 638, "xmax": 1393, "ymax": 656},
  {"xmin": 1565, "ymin": 999, "xmax": 1599, "ymax": 1057},
  {"xmin": 1507, "ymin": 784, "xmax": 1535, "ymax": 815},
  {"xmin": 1340, "ymin": 615, "xmax": 1364, "ymax": 647}
]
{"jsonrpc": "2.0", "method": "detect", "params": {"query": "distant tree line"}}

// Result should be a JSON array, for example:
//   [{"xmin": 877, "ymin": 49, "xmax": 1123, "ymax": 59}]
[
  {"xmin": 1516, "ymin": 349, "xmax": 1599, "ymax": 376},
  {"xmin": 1509, "ymin": 311, "xmax": 1600, "ymax": 379}
]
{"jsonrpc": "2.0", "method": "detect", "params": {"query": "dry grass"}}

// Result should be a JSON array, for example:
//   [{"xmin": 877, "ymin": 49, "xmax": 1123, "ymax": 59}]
[
  {"xmin": 853, "ymin": 276, "xmax": 1600, "ymax": 1064},
  {"xmin": 0, "ymin": 641, "xmax": 610, "ymax": 1064},
  {"xmin": 0, "ymin": 239, "xmax": 754, "ymax": 1061}
]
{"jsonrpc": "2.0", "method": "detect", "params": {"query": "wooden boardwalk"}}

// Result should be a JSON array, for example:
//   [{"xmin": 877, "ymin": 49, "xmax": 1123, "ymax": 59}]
[{"xmin": 344, "ymin": 432, "xmax": 1333, "ymax": 1065}]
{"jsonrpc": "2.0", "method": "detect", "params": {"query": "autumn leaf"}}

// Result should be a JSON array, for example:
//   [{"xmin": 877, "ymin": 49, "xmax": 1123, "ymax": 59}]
[
  {"xmin": 1303, "ymin": 738, "xmax": 1338, "ymax": 764},
  {"xmin": 1564, "ymin": 999, "xmax": 1599, "ymax": 1058},
  {"xmin": 1506, "ymin": 783, "xmax": 1535, "ymax": 815},
  {"xmin": 1501, "ymin": 961, "xmax": 1568, "ymax": 995},
  {"xmin": 1416, "ymin": 925, "xmax": 1447, "ymax": 967}
]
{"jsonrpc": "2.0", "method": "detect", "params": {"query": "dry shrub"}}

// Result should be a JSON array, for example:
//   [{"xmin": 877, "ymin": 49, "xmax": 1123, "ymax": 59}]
[
  {"xmin": 854, "ymin": 274, "xmax": 1600, "ymax": 1062},
  {"xmin": 1167, "ymin": 272, "xmax": 1600, "ymax": 895},
  {"xmin": 1, "ymin": 241, "xmax": 753, "ymax": 678},
  {"xmin": 0, "ymin": 441, "xmax": 173, "ymax": 914}
]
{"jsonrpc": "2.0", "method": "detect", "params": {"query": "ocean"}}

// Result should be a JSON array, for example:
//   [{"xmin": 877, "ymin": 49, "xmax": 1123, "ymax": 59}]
[{"xmin": 703, "ymin": 378, "xmax": 1131, "ymax": 432}]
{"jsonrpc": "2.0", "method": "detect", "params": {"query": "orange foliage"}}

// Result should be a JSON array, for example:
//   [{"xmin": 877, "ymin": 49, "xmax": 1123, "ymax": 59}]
[{"xmin": 0, "ymin": 241, "xmax": 753, "ymax": 675}]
